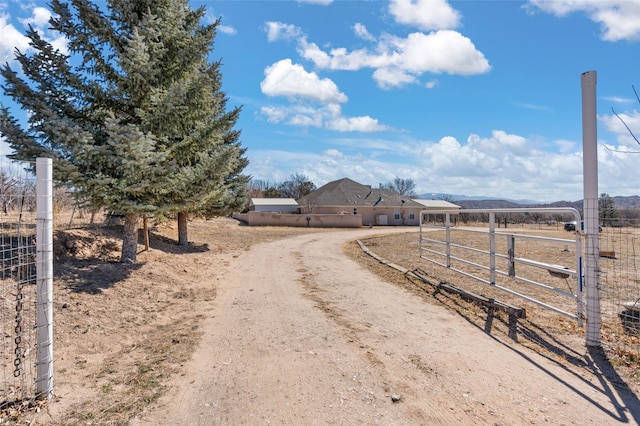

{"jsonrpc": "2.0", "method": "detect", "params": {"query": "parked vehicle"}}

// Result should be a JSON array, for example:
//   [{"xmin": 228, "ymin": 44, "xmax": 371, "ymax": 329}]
[{"xmin": 564, "ymin": 220, "xmax": 601, "ymax": 232}]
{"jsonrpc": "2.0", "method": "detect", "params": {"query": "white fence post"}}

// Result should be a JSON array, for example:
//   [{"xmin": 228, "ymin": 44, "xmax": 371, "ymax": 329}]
[
  {"xmin": 581, "ymin": 70, "xmax": 601, "ymax": 347},
  {"xmin": 35, "ymin": 157, "xmax": 53, "ymax": 399}
]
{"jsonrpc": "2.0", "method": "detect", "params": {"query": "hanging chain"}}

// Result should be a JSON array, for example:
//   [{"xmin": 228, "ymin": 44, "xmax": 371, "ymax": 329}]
[
  {"xmin": 13, "ymin": 191, "xmax": 28, "ymax": 378},
  {"xmin": 14, "ymin": 279, "xmax": 24, "ymax": 377}
]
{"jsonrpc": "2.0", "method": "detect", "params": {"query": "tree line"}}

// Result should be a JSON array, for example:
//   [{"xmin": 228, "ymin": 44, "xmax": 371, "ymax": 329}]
[{"xmin": 247, "ymin": 173, "xmax": 317, "ymax": 202}]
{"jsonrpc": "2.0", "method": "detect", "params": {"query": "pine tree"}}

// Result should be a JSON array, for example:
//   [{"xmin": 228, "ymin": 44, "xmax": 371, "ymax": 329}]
[
  {"xmin": 106, "ymin": 0, "xmax": 249, "ymax": 247},
  {"xmin": 599, "ymin": 193, "xmax": 619, "ymax": 227},
  {"xmin": 0, "ymin": 0, "xmax": 248, "ymax": 260}
]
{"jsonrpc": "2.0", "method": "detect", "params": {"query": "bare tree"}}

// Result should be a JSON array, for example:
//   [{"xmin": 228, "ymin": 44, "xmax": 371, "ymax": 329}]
[
  {"xmin": 277, "ymin": 173, "xmax": 316, "ymax": 200},
  {"xmin": 0, "ymin": 172, "xmax": 19, "ymax": 214},
  {"xmin": 382, "ymin": 177, "xmax": 417, "ymax": 197},
  {"xmin": 247, "ymin": 179, "xmax": 277, "ymax": 198},
  {"xmin": 439, "ymin": 194, "xmax": 455, "ymax": 202},
  {"xmin": 610, "ymin": 85, "xmax": 640, "ymax": 151}
]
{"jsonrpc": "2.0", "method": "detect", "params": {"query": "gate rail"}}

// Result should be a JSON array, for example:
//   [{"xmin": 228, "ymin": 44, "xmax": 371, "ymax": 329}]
[{"xmin": 420, "ymin": 208, "xmax": 583, "ymax": 325}]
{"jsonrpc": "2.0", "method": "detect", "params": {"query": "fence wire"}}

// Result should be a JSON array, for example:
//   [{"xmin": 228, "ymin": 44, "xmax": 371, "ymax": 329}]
[
  {"xmin": 598, "ymin": 220, "xmax": 640, "ymax": 353},
  {"xmin": 419, "ymin": 210, "xmax": 640, "ymax": 354},
  {"xmin": 0, "ymin": 174, "xmax": 38, "ymax": 419}
]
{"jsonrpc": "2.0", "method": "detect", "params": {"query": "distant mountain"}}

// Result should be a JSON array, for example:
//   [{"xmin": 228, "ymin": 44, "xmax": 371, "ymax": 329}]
[
  {"xmin": 453, "ymin": 199, "xmax": 534, "ymax": 209},
  {"xmin": 417, "ymin": 195, "xmax": 640, "ymax": 210},
  {"xmin": 416, "ymin": 193, "xmax": 542, "ymax": 205},
  {"xmin": 612, "ymin": 195, "xmax": 640, "ymax": 209}
]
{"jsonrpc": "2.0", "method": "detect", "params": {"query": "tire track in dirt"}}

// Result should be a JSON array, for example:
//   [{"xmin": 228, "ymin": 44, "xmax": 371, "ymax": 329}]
[{"xmin": 132, "ymin": 228, "xmax": 640, "ymax": 426}]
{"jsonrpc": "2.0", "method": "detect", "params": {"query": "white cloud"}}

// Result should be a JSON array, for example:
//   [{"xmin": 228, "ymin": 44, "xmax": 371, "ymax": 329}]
[
  {"xmin": 247, "ymin": 122, "xmax": 640, "ymax": 201},
  {"xmin": 601, "ymin": 109, "xmax": 640, "ymax": 148},
  {"xmin": 467, "ymin": 130, "xmax": 528, "ymax": 155},
  {"xmin": 17, "ymin": 6, "xmax": 67, "ymax": 53},
  {"xmin": 389, "ymin": 0, "xmax": 461, "ymax": 31},
  {"xmin": 298, "ymin": 0, "xmax": 333, "ymax": 4},
  {"xmin": 218, "ymin": 24, "xmax": 237, "ymax": 35},
  {"xmin": 512, "ymin": 101, "xmax": 552, "ymax": 111},
  {"xmin": 2, "ymin": 6, "xmax": 68, "ymax": 57},
  {"xmin": 602, "ymin": 96, "xmax": 636, "ymax": 104},
  {"xmin": 555, "ymin": 139, "xmax": 580, "ymax": 154},
  {"xmin": 0, "ymin": 14, "xmax": 29, "ymax": 64},
  {"xmin": 261, "ymin": 59, "xmax": 348, "ymax": 103},
  {"xmin": 298, "ymin": 30, "xmax": 490, "ymax": 89},
  {"xmin": 289, "ymin": 111, "xmax": 324, "ymax": 128},
  {"xmin": 260, "ymin": 106, "xmax": 290, "ymax": 124},
  {"xmin": 259, "ymin": 59, "xmax": 391, "ymax": 133},
  {"xmin": 265, "ymin": 21, "xmax": 303, "ymax": 42},
  {"xmin": 0, "ymin": 135, "xmax": 13, "ymax": 158},
  {"xmin": 425, "ymin": 80, "xmax": 438, "ymax": 89},
  {"xmin": 18, "ymin": 6, "xmax": 50, "ymax": 27},
  {"xmin": 326, "ymin": 116, "xmax": 388, "ymax": 133},
  {"xmin": 260, "ymin": 103, "xmax": 389, "ymax": 133},
  {"xmin": 372, "ymin": 67, "xmax": 418, "ymax": 89},
  {"xmin": 267, "ymin": 2, "xmax": 488, "ymax": 90},
  {"xmin": 528, "ymin": 0, "xmax": 640, "ymax": 41},
  {"xmin": 353, "ymin": 23, "xmax": 375, "ymax": 41},
  {"xmin": 259, "ymin": 104, "xmax": 323, "ymax": 127},
  {"xmin": 409, "ymin": 130, "xmax": 589, "ymax": 200}
]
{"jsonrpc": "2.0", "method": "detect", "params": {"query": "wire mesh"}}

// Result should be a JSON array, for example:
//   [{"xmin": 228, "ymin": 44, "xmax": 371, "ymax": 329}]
[
  {"xmin": 0, "ymin": 172, "xmax": 38, "ymax": 419},
  {"xmin": 598, "ymin": 219, "xmax": 640, "ymax": 353}
]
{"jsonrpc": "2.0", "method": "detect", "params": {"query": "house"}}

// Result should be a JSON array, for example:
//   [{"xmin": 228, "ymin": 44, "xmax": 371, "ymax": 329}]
[
  {"xmin": 249, "ymin": 198, "xmax": 298, "ymax": 213},
  {"xmin": 297, "ymin": 178, "xmax": 428, "ymax": 226}
]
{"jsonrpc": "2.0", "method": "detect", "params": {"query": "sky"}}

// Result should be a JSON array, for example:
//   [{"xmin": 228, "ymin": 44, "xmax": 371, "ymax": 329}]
[{"xmin": 1, "ymin": 0, "xmax": 640, "ymax": 202}]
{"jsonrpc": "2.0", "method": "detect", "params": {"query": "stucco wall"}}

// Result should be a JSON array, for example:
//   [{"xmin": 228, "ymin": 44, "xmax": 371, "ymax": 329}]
[
  {"xmin": 244, "ymin": 211, "xmax": 362, "ymax": 228},
  {"xmin": 303, "ymin": 207, "xmax": 421, "ymax": 226}
]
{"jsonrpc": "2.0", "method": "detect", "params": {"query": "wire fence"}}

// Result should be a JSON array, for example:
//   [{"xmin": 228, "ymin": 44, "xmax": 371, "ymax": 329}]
[
  {"xmin": 420, "ymin": 208, "xmax": 585, "ymax": 321},
  {"xmin": 599, "ymin": 220, "xmax": 640, "ymax": 353},
  {"xmin": 419, "ymin": 209, "xmax": 640, "ymax": 354},
  {"xmin": 0, "ymin": 159, "xmax": 53, "ymax": 421},
  {"xmin": 0, "ymin": 176, "xmax": 38, "ymax": 418}
]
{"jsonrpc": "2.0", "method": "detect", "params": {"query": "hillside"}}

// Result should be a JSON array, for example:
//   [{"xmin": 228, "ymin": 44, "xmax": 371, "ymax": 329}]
[{"xmin": 451, "ymin": 195, "xmax": 640, "ymax": 210}]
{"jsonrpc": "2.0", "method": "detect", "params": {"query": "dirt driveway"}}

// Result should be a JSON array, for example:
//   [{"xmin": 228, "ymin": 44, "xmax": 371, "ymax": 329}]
[{"xmin": 130, "ymin": 227, "xmax": 640, "ymax": 425}]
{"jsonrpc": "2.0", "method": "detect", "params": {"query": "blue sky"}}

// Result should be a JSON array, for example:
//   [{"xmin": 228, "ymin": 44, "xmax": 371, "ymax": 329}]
[{"xmin": 1, "ymin": 1, "xmax": 640, "ymax": 202}]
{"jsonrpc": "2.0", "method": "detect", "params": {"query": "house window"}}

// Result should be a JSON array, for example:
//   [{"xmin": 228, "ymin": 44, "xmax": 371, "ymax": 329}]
[
  {"xmin": 409, "ymin": 209, "xmax": 415, "ymax": 220},
  {"xmin": 394, "ymin": 209, "xmax": 400, "ymax": 220},
  {"xmin": 353, "ymin": 208, "xmax": 358, "ymax": 215}
]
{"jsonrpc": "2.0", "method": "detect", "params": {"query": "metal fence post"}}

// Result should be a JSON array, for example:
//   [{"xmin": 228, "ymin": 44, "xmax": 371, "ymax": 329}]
[
  {"xmin": 35, "ymin": 158, "xmax": 53, "ymax": 399},
  {"xmin": 445, "ymin": 213, "xmax": 451, "ymax": 267},
  {"xmin": 489, "ymin": 212, "xmax": 496, "ymax": 285},
  {"xmin": 581, "ymin": 70, "xmax": 601, "ymax": 347}
]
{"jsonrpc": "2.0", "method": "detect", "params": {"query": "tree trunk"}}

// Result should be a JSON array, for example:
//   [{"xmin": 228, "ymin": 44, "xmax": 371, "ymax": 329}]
[
  {"xmin": 178, "ymin": 211, "xmax": 188, "ymax": 247},
  {"xmin": 143, "ymin": 217, "xmax": 150, "ymax": 251},
  {"xmin": 121, "ymin": 212, "xmax": 139, "ymax": 263}
]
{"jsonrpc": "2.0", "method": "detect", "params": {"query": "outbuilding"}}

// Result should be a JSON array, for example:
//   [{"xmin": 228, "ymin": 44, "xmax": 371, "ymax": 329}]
[{"xmin": 249, "ymin": 198, "xmax": 299, "ymax": 213}]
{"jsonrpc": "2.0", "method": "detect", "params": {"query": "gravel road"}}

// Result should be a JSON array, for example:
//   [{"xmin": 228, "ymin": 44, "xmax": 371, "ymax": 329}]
[{"xmin": 132, "ymin": 228, "xmax": 640, "ymax": 425}]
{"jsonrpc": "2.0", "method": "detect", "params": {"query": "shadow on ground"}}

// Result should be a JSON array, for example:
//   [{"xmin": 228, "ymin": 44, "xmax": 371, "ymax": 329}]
[
  {"xmin": 433, "ymin": 287, "xmax": 640, "ymax": 424},
  {"xmin": 54, "ymin": 225, "xmax": 208, "ymax": 293}
]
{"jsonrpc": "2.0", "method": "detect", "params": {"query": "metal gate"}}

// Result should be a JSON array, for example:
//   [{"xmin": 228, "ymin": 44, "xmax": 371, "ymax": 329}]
[{"xmin": 419, "ymin": 208, "xmax": 584, "ymax": 325}]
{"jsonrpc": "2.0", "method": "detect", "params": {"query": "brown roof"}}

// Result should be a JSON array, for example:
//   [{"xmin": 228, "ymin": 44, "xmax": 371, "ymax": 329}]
[{"xmin": 297, "ymin": 178, "xmax": 423, "ymax": 208}]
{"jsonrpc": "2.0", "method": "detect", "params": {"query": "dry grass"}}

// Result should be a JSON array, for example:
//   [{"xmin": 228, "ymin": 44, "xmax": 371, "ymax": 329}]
[
  {"xmin": 343, "ymin": 225, "xmax": 640, "ymax": 394},
  {"xmin": 3, "ymin": 217, "xmax": 331, "ymax": 425},
  {"xmin": 4, "ymin": 217, "xmax": 640, "ymax": 424}
]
